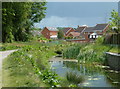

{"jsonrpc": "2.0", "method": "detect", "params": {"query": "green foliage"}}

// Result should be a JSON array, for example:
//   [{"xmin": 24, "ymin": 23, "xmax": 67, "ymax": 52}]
[
  {"xmin": 41, "ymin": 70, "xmax": 60, "ymax": 87},
  {"xmin": 66, "ymin": 71, "xmax": 85, "ymax": 84},
  {"xmin": 109, "ymin": 46, "xmax": 120, "ymax": 54},
  {"xmin": 63, "ymin": 44, "xmax": 81, "ymax": 59},
  {"xmin": 65, "ymin": 36, "xmax": 73, "ymax": 39},
  {"xmin": 2, "ymin": 42, "xmax": 63, "ymax": 87},
  {"xmin": 95, "ymin": 36, "xmax": 104, "ymax": 44},
  {"xmin": 109, "ymin": 10, "xmax": 120, "ymax": 33},
  {"xmin": 77, "ymin": 44, "xmax": 111, "ymax": 63},
  {"xmin": 57, "ymin": 30, "xmax": 64, "ymax": 39},
  {"xmin": 2, "ymin": 2, "xmax": 47, "ymax": 43}
]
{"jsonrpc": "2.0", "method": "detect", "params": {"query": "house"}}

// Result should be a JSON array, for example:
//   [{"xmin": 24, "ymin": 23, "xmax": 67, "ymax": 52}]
[
  {"xmin": 82, "ymin": 23, "xmax": 109, "ymax": 41},
  {"xmin": 67, "ymin": 32, "xmax": 80, "ymax": 38},
  {"xmin": 41, "ymin": 27, "xmax": 58, "ymax": 39},
  {"xmin": 62, "ymin": 27, "xmax": 75, "ymax": 37},
  {"xmin": 67, "ymin": 23, "xmax": 109, "ymax": 43},
  {"xmin": 75, "ymin": 25, "xmax": 87, "ymax": 33}
]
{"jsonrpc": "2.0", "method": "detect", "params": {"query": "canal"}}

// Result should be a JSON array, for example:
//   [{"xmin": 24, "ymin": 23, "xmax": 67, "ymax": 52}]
[{"xmin": 49, "ymin": 57, "xmax": 120, "ymax": 87}]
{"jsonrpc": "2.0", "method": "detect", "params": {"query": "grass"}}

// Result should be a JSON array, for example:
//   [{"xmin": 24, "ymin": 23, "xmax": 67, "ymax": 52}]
[
  {"xmin": 66, "ymin": 71, "xmax": 85, "ymax": 85},
  {"xmin": 63, "ymin": 44, "xmax": 82, "ymax": 59},
  {"xmin": 2, "ymin": 41, "xmax": 60, "ymax": 87},
  {"xmin": 109, "ymin": 46, "xmax": 120, "ymax": 54},
  {"xmin": 2, "ymin": 41, "xmax": 75, "ymax": 87}
]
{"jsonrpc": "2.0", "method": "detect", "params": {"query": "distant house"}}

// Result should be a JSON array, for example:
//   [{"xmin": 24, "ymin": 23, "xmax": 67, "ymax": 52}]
[
  {"xmin": 62, "ymin": 27, "xmax": 75, "ymax": 37},
  {"xmin": 75, "ymin": 25, "xmax": 87, "ymax": 33},
  {"xmin": 41, "ymin": 27, "xmax": 58, "ymax": 39},
  {"xmin": 82, "ymin": 24, "xmax": 109, "ymax": 41},
  {"xmin": 67, "ymin": 23, "xmax": 109, "ymax": 43},
  {"xmin": 67, "ymin": 32, "xmax": 80, "ymax": 38}
]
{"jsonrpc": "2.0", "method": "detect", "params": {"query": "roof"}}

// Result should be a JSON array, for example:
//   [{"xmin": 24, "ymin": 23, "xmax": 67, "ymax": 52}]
[
  {"xmin": 82, "ymin": 24, "xmax": 109, "ymax": 33},
  {"xmin": 69, "ymin": 32, "xmax": 80, "ymax": 37},
  {"xmin": 46, "ymin": 27, "xmax": 58, "ymax": 31},
  {"xmin": 83, "ymin": 27, "xmax": 94, "ymax": 32},
  {"xmin": 75, "ymin": 26, "xmax": 86, "ymax": 33},
  {"xmin": 62, "ymin": 27, "xmax": 73, "ymax": 34},
  {"xmin": 93, "ymin": 24, "xmax": 109, "ymax": 31}
]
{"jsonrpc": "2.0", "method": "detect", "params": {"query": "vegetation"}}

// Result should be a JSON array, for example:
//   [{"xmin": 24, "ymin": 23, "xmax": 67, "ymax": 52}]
[
  {"xmin": 2, "ymin": 2, "xmax": 47, "ymax": 42},
  {"xmin": 109, "ymin": 10, "xmax": 120, "ymax": 33},
  {"xmin": 2, "ymin": 42, "xmax": 61, "ymax": 87},
  {"xmin": 57, "ymin": 30, "xmax": 64, "ymax": 39},
  {"xmin": 2, "ymin": 41, "xmax": 77, "ymax": 87},
  {"xmin": 63, "ymin": 44, "xmax": 81, "ymax": 59},
  {"xmin": 109, "ymin": 46, "xmax": 120, "ymax": 54},
  {"xmin": 62, "ymin": 38, "xmax": 113, "ymax": 64},
  {"xmin": 66, "ymin": 71, "xmax": 85, "ymax": 85}
]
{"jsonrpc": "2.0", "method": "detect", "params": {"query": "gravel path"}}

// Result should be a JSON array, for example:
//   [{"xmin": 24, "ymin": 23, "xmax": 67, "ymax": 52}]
[
  {"xmin": 0, "ymin": 49, "xmax": 18, "ymax": 68},
  {"xmin": 0, "ymin": 49, "xmax": 18, "ymax": 88}
]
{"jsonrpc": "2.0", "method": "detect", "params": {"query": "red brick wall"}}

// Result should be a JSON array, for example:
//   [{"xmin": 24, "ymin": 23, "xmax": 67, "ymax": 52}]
[
  {"xmin": 83, "ymin": 33, "xmax": 90, "ymax": 42},
  {"xmin": 50, "ymin": 31, "xmax": 58, "ymax": 36},
  {"xmin": 41, "ymin": 27, "xmax": 50, "ymax": 39}
]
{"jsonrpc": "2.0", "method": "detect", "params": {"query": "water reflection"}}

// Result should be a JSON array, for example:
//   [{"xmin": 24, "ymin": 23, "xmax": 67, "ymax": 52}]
[{"xmin": 50, "ymin": 59, "xmax": 120, "ymax": 87}]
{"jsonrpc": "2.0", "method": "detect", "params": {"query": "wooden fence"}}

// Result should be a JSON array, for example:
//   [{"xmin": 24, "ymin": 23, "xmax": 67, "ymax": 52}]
[{"xmin": 104, "ymin": 33, "xmax": 120, "ymax": 45}]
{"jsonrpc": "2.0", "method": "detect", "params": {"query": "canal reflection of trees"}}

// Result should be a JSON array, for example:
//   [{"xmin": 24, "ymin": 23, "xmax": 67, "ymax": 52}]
[
  {"xmin": 105, "ymin": 71, "xmax": 120, "ymax": 87},
  {"xmin": 63, "ymin": 61, "xmax": 103, "ymax": 76}
]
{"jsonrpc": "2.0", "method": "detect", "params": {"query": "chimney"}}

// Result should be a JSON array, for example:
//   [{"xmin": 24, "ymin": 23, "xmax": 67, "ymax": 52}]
[{"xmin": 78, "ymin": 25, "xmax": 80, "ymax": 28}]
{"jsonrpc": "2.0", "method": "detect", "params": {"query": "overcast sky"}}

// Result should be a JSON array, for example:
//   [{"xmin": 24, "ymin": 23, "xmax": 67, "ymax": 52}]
[{"xmin": 34, "ymin": 2, "xmax": 118, "ymax": 28}]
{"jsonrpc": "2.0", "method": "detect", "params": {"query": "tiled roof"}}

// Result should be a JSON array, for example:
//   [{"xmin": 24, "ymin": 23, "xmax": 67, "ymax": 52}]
[
  {"xmin": 82, "ymin": 24, "xmax": 109, "ymax": 33},
  {"xmin": 75, "ymin": 26, "xmax": 87, "ymax": 33},
  {"xmin": 69, "ymin": 32, "xmax": 80, "ymax": 37},
  {"xmin": 83, "ymin": 27, "xmax": 94, "ymax": 32},
  {"xmin": 46, "ymin": 27, "xmax": 58, "ymax": 31},
  {"xmin": 62, "ymin": 27, "xmax": 72, "ymax": 34},
  {"xmin": 93, "ymin": 24, "xmax": 109, "ymax": 31}
]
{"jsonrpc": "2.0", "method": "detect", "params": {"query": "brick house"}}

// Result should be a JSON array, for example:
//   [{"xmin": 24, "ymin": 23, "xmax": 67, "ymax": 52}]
[
  {"xmin": 62, "ymin": 27, "xmax": 75, "ymax": 37},
  {"xmin": 67, "ymin": 32, "xmax": 80, "ymax": 38},
  {"xmin": 82, "ymin": 24, "xmax": 109, "ymax": 42},
  {"xmin": 41, "ymin": 27, "xmax": 58, "ymax": 39},
  {"xmin": 68, "ymin": 24, "xmax": 109, "ymax": 43}
]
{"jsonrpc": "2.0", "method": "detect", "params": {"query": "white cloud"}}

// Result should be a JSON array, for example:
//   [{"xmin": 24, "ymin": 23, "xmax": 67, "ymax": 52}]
[{"xmin": 34, "ymin": 16, "xmax": 109, "ymax": 28}]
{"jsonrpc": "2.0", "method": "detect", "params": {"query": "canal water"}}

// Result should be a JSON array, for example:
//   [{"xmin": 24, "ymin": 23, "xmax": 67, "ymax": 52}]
[{"xmin": 49, "ymin": 57, "xmax": 120, "ymax": 87}]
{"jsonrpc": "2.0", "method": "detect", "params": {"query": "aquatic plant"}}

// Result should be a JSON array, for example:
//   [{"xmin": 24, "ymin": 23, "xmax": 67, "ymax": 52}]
[
  {"xmin": 66, "ymin": 71, "xmax": 85, "ymax": 84},
  {"xmin": 63, "ymin": 44, "xmax": 81, "ymax": 59}
]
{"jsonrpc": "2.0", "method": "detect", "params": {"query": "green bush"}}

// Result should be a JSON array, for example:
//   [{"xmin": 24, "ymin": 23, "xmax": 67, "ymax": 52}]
[
  {"xmin": 66, "ymin": 71, "xmax": 85, "ymax": 84},
  {"xmin": 95, "ymin": 36, "xmax": 104, "ymax": 44},
  {"xmin": 63, "ymin": 44, "xmax": 80, "ymax": 59},
  {"xmin": 77, "ymin": 44, "xmax": 111, "ymax": 63}
]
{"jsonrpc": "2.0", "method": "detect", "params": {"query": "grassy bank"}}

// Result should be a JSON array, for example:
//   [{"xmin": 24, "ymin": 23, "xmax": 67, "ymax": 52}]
[{"xmin": 2, "ymin": 41, "xmax": 76, "ymax": 87}]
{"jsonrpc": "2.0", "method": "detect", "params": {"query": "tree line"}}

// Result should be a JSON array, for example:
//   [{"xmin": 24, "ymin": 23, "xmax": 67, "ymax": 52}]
[{"xmin": 2, "ymin": 2, "xmax": 47, "ymax": 43}]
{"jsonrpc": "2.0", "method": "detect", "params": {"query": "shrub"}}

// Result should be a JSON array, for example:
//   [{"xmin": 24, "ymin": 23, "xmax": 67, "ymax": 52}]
[
  {"xmin": 63, "ymin": 45, "xmax": 80, "ymax": 59},
  {"xmin": 95, "ymin": 36, "xmax": 104, "ymax": 44},
  {"xmin": 66, "ymin": 71, "xmax": 85, "ymax": 84}
]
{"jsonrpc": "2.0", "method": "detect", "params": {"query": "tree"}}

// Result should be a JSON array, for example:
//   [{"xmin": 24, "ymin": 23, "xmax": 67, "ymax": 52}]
[
  {"xmin": 2, "ymin": 2, "xmax": 47, "ymax": 42},
  {"xmin": 109, "ymin": 10, "xmax": 120, "ymax": 33},
  {"xmin": 57, "ymin": 30, "xmax": 64, "ymax": 39}
]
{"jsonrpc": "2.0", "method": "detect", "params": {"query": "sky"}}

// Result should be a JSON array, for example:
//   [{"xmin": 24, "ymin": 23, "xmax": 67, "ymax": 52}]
[{"xmin": 34, "ymin": 2, "xmax": 118, "ymax": 28}]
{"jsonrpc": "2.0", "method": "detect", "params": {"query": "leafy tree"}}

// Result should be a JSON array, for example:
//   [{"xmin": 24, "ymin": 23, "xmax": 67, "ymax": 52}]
[
  {"xmin": 109, "ymin": 10, "xmax": 120, "ymax": 33},
  {"xmin": 2, "ymin": 2, "xmax": 47, "ymax": 43},
  {"xmin": 57, "ymin": 30, "xmax": 64, "ymax": 39}
]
